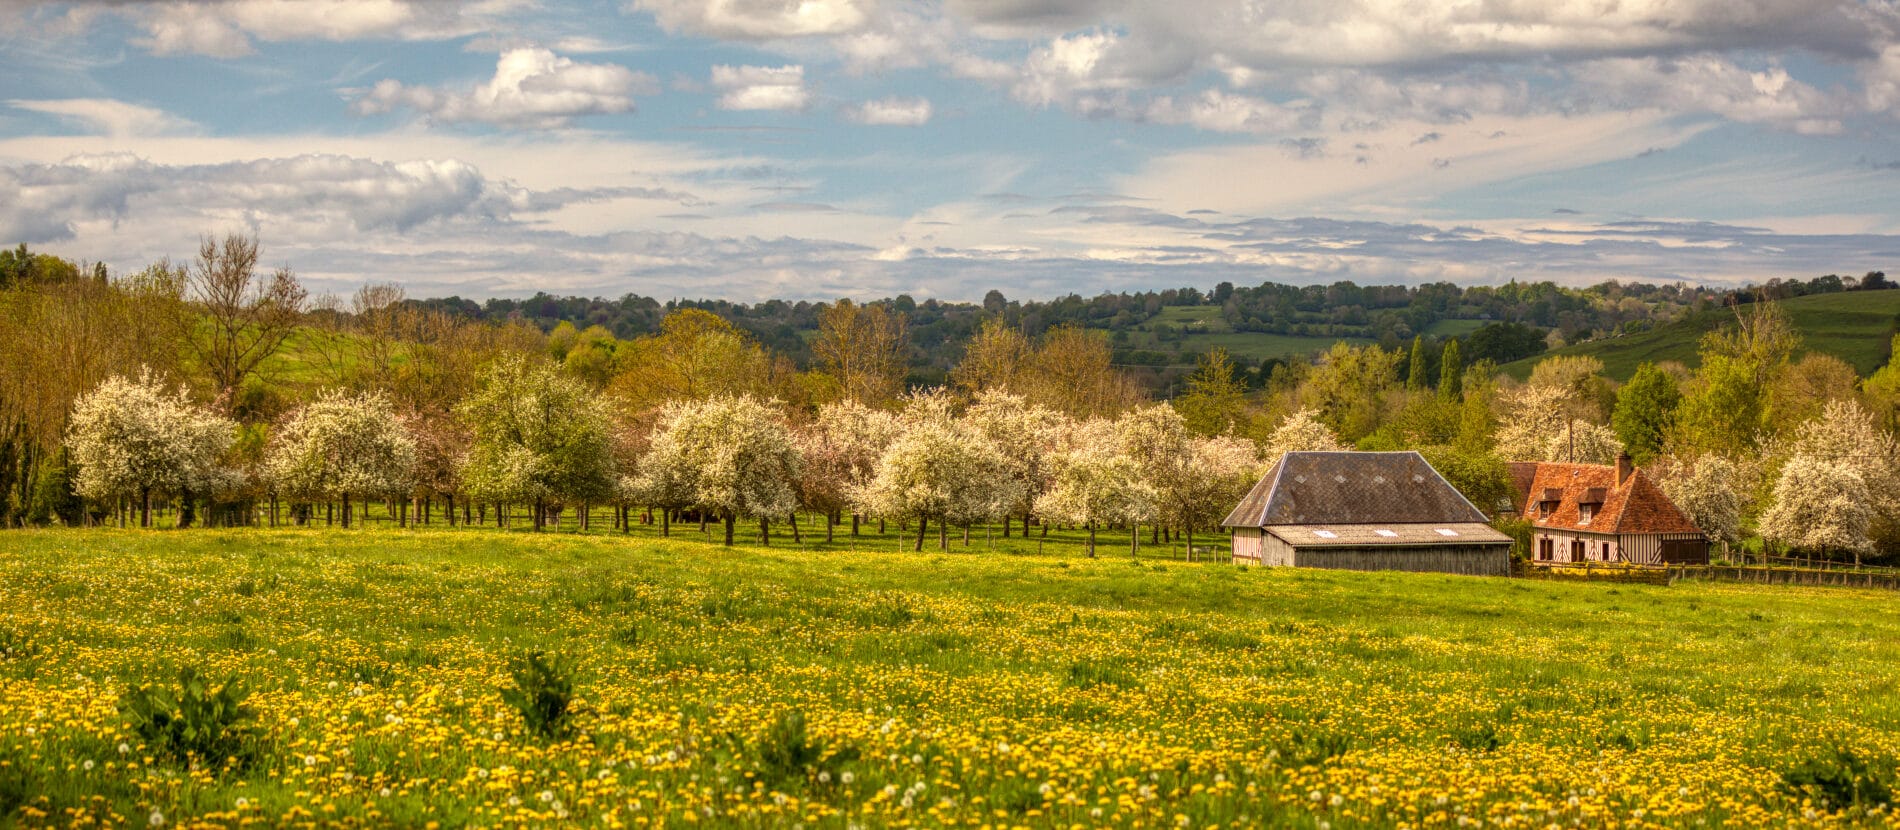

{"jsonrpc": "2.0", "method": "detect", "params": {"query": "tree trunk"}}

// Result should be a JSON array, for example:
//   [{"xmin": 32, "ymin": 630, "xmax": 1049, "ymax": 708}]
[
  {"xmin": 178, "ymin": 489, "xmax": 196, "ymax": 529},
  {"xmin": 141, "ymin": 487, "xmax": 151, "ymax": 528},
  {"xmin": 1186, "ymin": 525, "xmax": 1194, "ymax": 563},
  {"xmin": 341, "ymin": 493, "xmax": 352, "ymax": 529},
  {"xmin": 939, "ymin": 519, "xmax": 948, "ymax": 551},
  {"xmin": 852, "ymin": 513, "xmax": 860, "ymax": 537},
  {"xmin": 761, "ymin": 516, "xmax": 771, "ymax": 546},
  {"xmin": 1132, "ymin": 523, "xmax": 1139, "ymax": 558},
  {"xmin": 723, "ymin": 512, "xmax": 735, "ymax": 546},
  {"xmin": 914, "ymin": 516, "xmax": 927, "ymax": 552},
  {"xmin": 789, "ymin": 512, "xmax": 801, "ymax": 543},
  {"xmin": 963, "ymin": 524, "xmax": 970, "ymax": 546},
  {"xmin": 662, "ymin": 508, "xmax": 671, "ymax": 537},
  {"xmin": 1003, "ymin": 514, "xmax": 1012, "ymax": 537},
  {"xmin": 534, "ymin": 498, "xmax": 545, "ymax": 532},
  {"xmin": 1087, "ymin": 524, "xmax": 1097, "ymax": 557},
  {"xmin": 826, "ymin": 512, "xmax": 834, "ymax": 543}
]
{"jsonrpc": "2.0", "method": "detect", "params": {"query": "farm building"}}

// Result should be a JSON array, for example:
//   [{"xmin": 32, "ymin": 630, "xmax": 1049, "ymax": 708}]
[
  {"xmin": 1222, "ymin": 451, "xmax": 1514, "ymax": 576},
  {"xmin": 1507, "ymin": 454, "xmax": 1709, "ymax": 565}
]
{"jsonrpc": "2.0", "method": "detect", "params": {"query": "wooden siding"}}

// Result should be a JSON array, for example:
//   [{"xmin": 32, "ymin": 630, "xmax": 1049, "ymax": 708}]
[
  {"xmin": 1233, "ymin": 529, "xmax": 1509, "ymax": 575},
  {"xmin": 1232, "ymin": 528, "xmax": 1264, "ymax": 564},
  {"xmin": 1294, "ymin": 545, "xmax": 1511, "ymax": 576}
]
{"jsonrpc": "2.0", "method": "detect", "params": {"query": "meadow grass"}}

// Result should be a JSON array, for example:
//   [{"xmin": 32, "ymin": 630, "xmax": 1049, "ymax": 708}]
[{"xmin": 3, "ymin": 523, "xmax": 1899, "ymax": 828}]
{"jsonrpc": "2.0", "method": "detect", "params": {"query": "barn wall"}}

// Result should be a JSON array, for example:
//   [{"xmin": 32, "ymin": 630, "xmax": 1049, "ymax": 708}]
[
  {"xmin": 1292, "ymin": 544, "xmax": 1512, "ymax": 576},
  {"xmin": 1232, "ymin": 528, "xmax": 1263, "ymax": 564},
  {"xmin": 1262, "ymin": 533, "xmax": 1296, "ymax": 567}
]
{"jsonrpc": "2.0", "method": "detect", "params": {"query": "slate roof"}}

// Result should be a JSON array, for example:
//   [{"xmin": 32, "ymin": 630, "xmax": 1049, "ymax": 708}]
[
  {"xmin": 1506, "ymin": 461, "xmax": 1703, "ymax": 536},
  {"xmin": 1263, "ymin": 522, "xmax": 1512, "ymax": 547},
  {"xmin": 1220, "ymin": 451, "xmax": 1492, "ymax": 528}
]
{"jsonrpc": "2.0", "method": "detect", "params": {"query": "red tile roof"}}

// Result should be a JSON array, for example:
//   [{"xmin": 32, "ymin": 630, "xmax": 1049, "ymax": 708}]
[{"xmin": 1505, "ymin": 461, "xmax": 1703, "ymax": 535}]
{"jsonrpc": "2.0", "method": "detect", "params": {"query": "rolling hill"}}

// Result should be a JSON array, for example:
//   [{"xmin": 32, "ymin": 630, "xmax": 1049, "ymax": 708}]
[{"xmin": 1500, "ymin": 290, "xmax": 1900, "ymax": 381}]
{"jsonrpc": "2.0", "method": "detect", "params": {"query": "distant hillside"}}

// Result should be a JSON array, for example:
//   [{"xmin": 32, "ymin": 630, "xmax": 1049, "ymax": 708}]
[{"xmin": 1499, "ymin": 290, "xmax": 1900, "ymax": 381}]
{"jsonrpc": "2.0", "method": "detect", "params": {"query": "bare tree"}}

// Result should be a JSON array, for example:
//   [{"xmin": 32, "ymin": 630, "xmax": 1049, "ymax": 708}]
[
  {"xmin": 813, "ymin": 299, "xmax": 909, "ymax": 405},
  {"xmin": 182, "ymin": 233, "xmax": 307, "ymax": 409}
]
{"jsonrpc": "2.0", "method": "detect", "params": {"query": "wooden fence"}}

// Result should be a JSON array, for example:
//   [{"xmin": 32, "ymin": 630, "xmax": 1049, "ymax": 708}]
[
  {"xmin": 1515, "ymin": 561, "xmax": 1900, "ymax": 592},
  {"xmin": 1666, "ymin": 565, "xmax": 1900, "ymax": 591}
]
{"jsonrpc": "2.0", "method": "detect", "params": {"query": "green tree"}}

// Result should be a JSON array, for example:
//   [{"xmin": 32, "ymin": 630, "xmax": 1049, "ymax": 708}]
[
  {"xmin": 1438, "ymin": 339, "xmax": 1463, "ymax": 401},
  {"xmin": 1670, "ymin": 355, "xmax": 1763, "ymax": 457},
  {"xmin": 1406, "ymin": 336, "xmax": 1429, "ymax": 391},
  {"xmin": 1173, "ymin": 348, "xmax": 1248, "ymax": 436},
  {"xmin": 1301, "ymin": 343, "xmax": 1399, "ymax": 442},
  {"xmin": 460, "ymin": 354, "xmax": 617, "ymax": 530},
  {"xmin": 1611, "ymin": 362, "xmax": 1681, "ymax": 464}
]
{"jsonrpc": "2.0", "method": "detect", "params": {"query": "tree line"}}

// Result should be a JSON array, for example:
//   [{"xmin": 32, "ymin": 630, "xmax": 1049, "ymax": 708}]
[{"xmin": 4, "ymin": 234, "xmax": 1898, "ymax": 565}]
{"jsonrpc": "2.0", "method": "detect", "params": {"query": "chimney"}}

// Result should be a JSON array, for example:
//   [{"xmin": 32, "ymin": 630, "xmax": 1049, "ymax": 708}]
[{"xmin": 1615, "ymin": 451, "xmax": 1633, "ymax": 487}]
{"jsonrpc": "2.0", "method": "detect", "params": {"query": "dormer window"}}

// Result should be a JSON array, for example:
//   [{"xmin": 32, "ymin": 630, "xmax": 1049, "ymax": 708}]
[{"xmin": 1579, "ymin": 503, "xmax": 1595, "ymax": 524}]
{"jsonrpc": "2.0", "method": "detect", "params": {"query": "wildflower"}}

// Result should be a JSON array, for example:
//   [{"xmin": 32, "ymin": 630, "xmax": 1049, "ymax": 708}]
[
  {"xmin": 235, "ymin": 798, "xmax": 248, "ymax": 809},
  {"xmin": 148, "ymin": 809, "xmax": 164, "ymax": 827},
  {"xmin": 117, "ymin": 743, "xmax": 129, "ymax": 755},
  {"xmin": 840, "ymin": 771, "xmax": 855, "ymax": 785},
  {"xmin": 83, "ymin": 760, "xmax": 94, "ymax": 771}
]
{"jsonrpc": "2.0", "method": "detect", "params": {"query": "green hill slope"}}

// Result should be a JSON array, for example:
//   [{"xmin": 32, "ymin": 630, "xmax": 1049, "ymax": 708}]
[{"xmin": 1500, "ymin": 290, "xmax": 1900, "ymax": 381}]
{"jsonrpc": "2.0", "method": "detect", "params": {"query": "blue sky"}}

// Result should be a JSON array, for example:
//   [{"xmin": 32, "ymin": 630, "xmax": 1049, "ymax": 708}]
[{"xmin": 1, "ymin": 0, "xmax": 1898, "ymax": 301}]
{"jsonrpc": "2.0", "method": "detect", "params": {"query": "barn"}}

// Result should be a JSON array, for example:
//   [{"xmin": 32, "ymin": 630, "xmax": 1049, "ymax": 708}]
[
  {"xmin": 1507, "ymin": 453, "xmax": 1709, "ymax": 565},
  {"xmin": 1222, "ymin": 451, "xmax": 1514, "ymax": 576}
]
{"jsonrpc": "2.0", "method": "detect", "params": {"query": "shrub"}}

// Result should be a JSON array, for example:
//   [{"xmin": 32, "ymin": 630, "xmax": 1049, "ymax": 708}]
[
  {"xmin": 753, "ymin": 709, "xmax": 858, "ymax": 789},
  {"xmin": 119, "ymin": 666, "xmax": 256, "ymax": 769},
  {"xmin": 0, "ymin": 628, "xmax": 41, "ymax": 662},
  {"xmin": 501, "ymin": 650, "xmax": 577, "ymax": 740},
  {"xmin": 1782, "ymin": 748, "xmax": 1894, "ymax": 812}
]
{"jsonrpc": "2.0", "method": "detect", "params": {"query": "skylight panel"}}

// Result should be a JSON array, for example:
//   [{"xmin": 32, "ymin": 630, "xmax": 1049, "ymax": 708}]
[
  {"xmin": 1435, "ymin": 528, "xmax": 1459, "ymax": 537},
  {"xmin": 1374, "ymin": 529, "xmax": 1397, "ymax": 537},
  {"xmin": 1312, "ymin": 530, "xmax": 1338, "ymax": 539}
]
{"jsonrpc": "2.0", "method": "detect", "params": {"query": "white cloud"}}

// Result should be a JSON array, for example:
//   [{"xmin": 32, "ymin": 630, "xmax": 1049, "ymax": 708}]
[
  {"xmin": 1139, "ymin": 90, "xmax": 1312, "ymax": 133},
  {"xmin": 847, "ymin": 96, "xmax": 933, "ymax": 125},
  {"xmin": 353, "ymin": 48, "xmax": 657, "ymax": 128},
  {"xmin": 710, "ymin": 64, "xmax": 811, "ymax": 111},
  {"xmin": 1860, "ymin": 45, "xmax": 1900, "ymax": 112},
  {"xmin": 632, "ymin": 0, "xmax": 871, "ymax": 40},
  {"xmin": 5, "ymin": 99, "xmax": 200, "ymax": 138},
  {"xmin": 86, "ymin": 0, "xmax": 519, "ymax": 57},
  {"xmin": 1574, "ymin": 54, "xmax": 1848, "ymax": 134},
  {"xmin": 0, "ymin": 150, "xmax": 705, "ymax": 246}
]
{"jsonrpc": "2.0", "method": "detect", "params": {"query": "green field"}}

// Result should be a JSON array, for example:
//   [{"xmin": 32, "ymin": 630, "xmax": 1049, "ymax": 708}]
[
  {"xmin": 1500, "ymin": 291, "xmax": 1900, "ymax": 381},
  {"xmin": 1109, "ymin": 306, "xmax": 1402, "ymax": 365},
  {"xmin": 4, "ymin": 525, "xmax": 1899, "ymax": 828}
]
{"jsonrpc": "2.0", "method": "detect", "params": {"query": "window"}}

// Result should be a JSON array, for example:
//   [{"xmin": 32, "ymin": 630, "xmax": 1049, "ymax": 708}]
[
  {"xmin": 1374, "ymin": 529, "xmax": 1397, "ymax": 538},
  {"xmin": 1434, "ymin": 528, "xmax": 1459, "ymax": 537},
  {"xmin": 1579, "ymin": 504, "xmax": 1595, "ymax": 524},
  {"xmin": 1312, "ymin": 530, "xmax": 1338, "ymax": 539}
]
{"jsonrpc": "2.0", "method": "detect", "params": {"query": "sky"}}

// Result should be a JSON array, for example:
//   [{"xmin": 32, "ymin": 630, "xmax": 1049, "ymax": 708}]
[{"xmin": 1, "ymin": 0, "xmax": 1898, "ymax": 302}]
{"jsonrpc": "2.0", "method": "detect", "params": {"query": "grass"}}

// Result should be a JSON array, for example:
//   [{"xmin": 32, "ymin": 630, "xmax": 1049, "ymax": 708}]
[
  {"xmin": 1500, "ymin": 290, "xmax": 1900, "ymax": 381},
  {"xmin": 4, "ymin": 522, "xmax": 1900, "ymax": 828}
]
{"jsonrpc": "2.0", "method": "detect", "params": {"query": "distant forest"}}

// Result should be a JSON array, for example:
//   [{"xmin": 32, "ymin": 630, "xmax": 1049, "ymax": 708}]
[{"xmin": 412, "ymin": 270, "xmax": 1892, "ymax": 391}]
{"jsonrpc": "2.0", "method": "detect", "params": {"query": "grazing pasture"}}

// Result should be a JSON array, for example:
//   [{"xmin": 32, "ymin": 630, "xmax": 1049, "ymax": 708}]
[{"xmin": 2, "ymin": 527, "xmax": 1898, "ymax": 828}]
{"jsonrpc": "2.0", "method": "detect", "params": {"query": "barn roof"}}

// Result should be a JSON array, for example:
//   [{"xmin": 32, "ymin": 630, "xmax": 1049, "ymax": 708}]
[
  {"xmin": 1264, "ymin": 522, "xmax": 1512, "ymax": 547},
  {"xmin": 1506, "ymin": 461, "xmax": 1703, "ymax": 536},
  {"xmin": 1220, "ymin": 451, "xmax": 1492, "ymax": 529}
]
